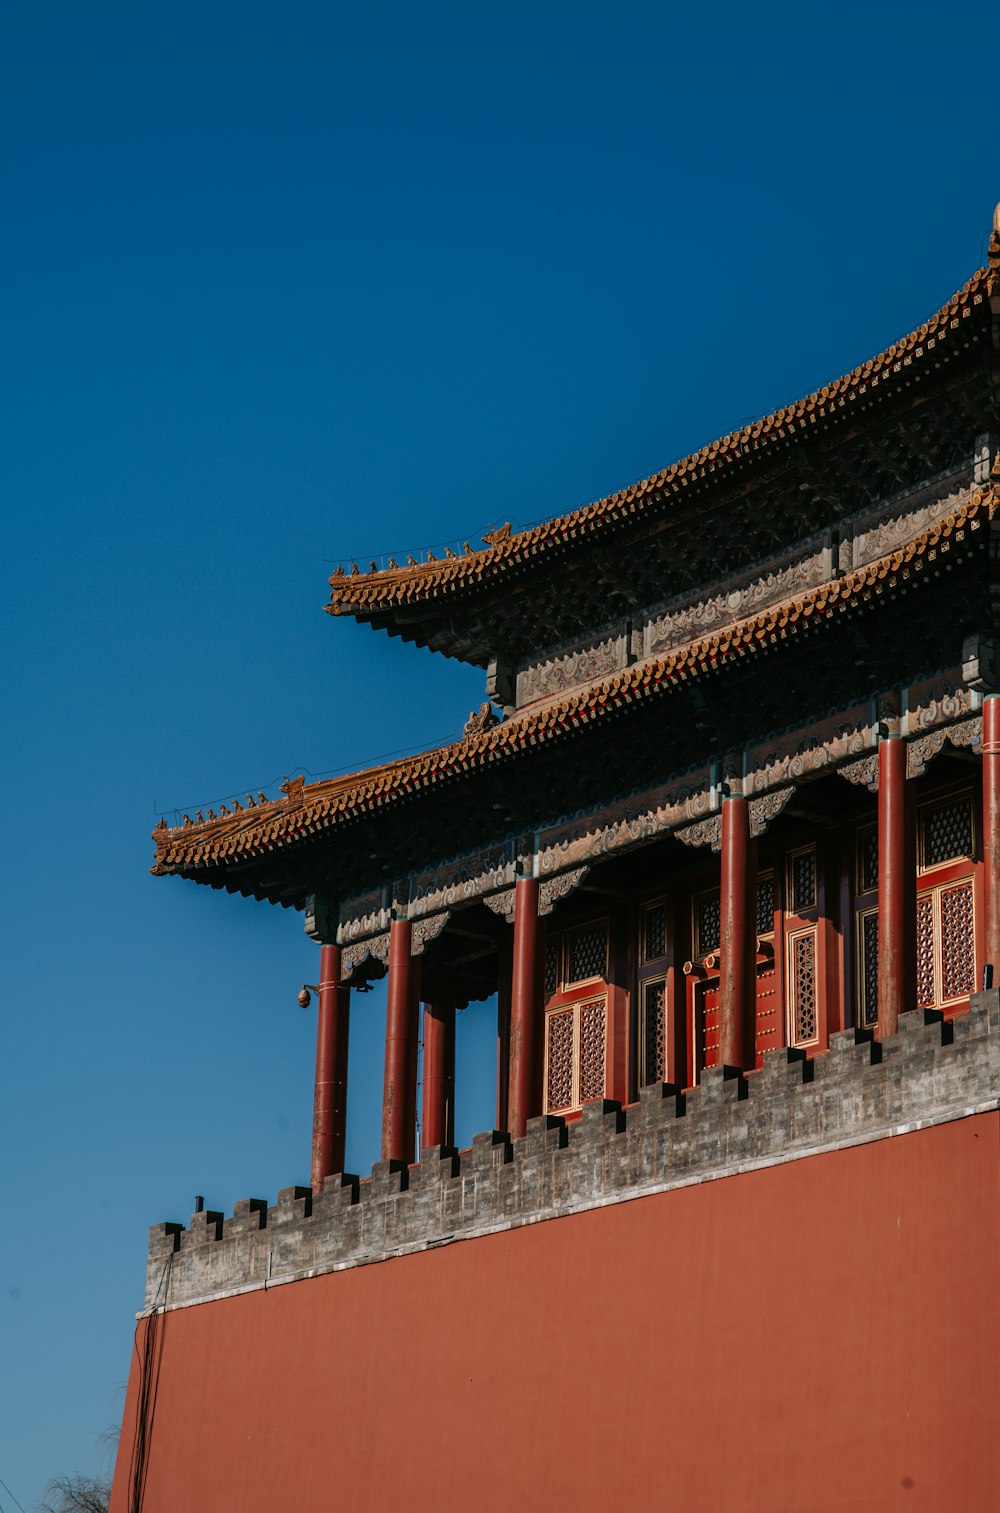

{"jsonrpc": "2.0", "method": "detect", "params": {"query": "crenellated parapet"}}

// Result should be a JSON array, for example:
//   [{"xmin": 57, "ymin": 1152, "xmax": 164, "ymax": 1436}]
[{"xmin": 146, "ymin": 991, "xmax": 1000, "ymax": 1312}]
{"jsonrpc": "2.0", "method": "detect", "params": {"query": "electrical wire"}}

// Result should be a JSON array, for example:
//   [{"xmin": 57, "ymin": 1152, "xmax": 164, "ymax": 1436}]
[{"xmin": 0, "ymin": 1474, "xmax": 27, "ymax": 1513}]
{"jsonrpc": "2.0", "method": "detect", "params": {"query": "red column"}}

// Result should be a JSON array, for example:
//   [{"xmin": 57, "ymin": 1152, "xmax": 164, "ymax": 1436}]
[
  {"xmin": 719, "ymin": 796, "xmax": 757, "ymax": 1069},
  {"xmin": 509, "ymin": 874, "xmax": 543, "ymax": 1138},
  {"xmin": 984, "ymin": 697, "xmax": 1000, "ymax": 983},
  {"xmin": 421, "ymin": 988, "xmax": 456, "ymax": 1150},
  {"xmin": 877, "ymin": 735, "xmax": 916, "ymax": 1038},
  {"xmin": 382, "ymin": 916, "xmax": 417, "ymax": 1163},
  {"xmin": 311, "ymin": 943, "xmax": 350, "ymax": 1193}
]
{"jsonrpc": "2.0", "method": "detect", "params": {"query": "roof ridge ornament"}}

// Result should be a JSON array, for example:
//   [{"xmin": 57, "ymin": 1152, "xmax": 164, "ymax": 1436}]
[{"xmin": 482, "ymin": 522, "xmax": 511, "ymax": 547}]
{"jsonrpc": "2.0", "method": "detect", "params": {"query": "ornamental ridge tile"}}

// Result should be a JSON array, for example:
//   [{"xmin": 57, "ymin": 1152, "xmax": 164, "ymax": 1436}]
[
  {"xmin": 327, "ymin": 260, "xmax": 996, "ymax": 617},
  {"xmin": 152, "ymin": 472, "xmax": 1000, "ymax": 877}
]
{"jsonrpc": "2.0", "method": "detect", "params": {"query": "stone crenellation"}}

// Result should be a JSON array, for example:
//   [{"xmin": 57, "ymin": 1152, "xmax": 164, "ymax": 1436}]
[{"xmin": 147, "ymin": 992, "xmax": 1000, "ymax": 1312}]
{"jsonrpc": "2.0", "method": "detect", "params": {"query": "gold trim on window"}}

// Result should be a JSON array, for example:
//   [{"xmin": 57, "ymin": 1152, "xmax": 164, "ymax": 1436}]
[
  {"xmin": 917, "ymin": 789, "xmax": 975, "ymax": 874},
  {"xmin": 563, "ymin": 918, "xmax": 610, "ymax": 986},
  {"xmin": 786, "ymin": 845, "xmax": 817, "ymax": 915},
  {"xmin": 543, "ymin": 995, "xmax": 607, "ymax": 1114}
]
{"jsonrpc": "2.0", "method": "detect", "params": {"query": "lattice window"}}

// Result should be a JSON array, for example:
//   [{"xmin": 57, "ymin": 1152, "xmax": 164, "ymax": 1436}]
[
  {"xmin": 544, "ymin": 937, "xmax": 559, "ymax": 1000},
  {"xmin": 858, "ymin": 827, "xmax": 879, "ymax": 894},
  {"xmin": 916, "ymin": 894, "xmax": 936, "ymax": 1009},
  {"xmin": 756, "ymin": 874, "xmax": 775, "ymax": 936},
  {"xmin": 545, "ymin": 1008, "xmax": 574, "ymax": 1112},
  {"xmin": 544, "ymin": 998, "xmax": 607, "ymax": 1113},
  {"xmin": 566, "ymin": 921, "xmax": 608, "ymax": 984},
  {"xmin": 859, "ymin": 909, "xmax": 879, "ymax": 1028},
  {"xmin": 579, "ymin": 1001, "xmax": 606, "ymax": 1102},
  {"xmin": 940, "ymin": 880, "xmax": 976, "ymax": 1001},
  {"xmin": 789, "ymin": 848, "xmax": 817, "ymax": 913},
  {"xmin": 913, "ymin": 879, "xmax": 976, "ymax": 1009},
  {"xmin": 640, "ymin": 977, "xmax": 667, "ymax": 1086},
  {"xmin": 695, "ymin": 890, "xmax": 721, "ymax": 957},
  {"xmin": 919, "ymin": 793, "xmax": 973, "ymax": 871},
  {"xmin": 643, "ymin": 902, "xmax": 667, "ymax": 963},
  {"xmin": 789, "ymin": 928, "xmax": 818, "ymax": 1045}
]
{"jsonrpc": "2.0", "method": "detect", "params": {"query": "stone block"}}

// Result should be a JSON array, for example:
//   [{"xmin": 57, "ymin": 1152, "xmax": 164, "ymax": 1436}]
[
  {"xmin": 518, "ymin": 1114, "xmax": 567, "ymax": 1156},
  {"xmin": 223, "ymin": 1199, "xmax": 267, "ymax": 1237},
  {"xmin": 369, "ymin": 1159, "xmax": 408, "ymax": 1197}
]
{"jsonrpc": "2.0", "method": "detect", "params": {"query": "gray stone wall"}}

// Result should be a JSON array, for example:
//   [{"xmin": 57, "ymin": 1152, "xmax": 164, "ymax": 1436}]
[{"xmin": 147, "ymin": 991, "xmax": 1000, "ymax": 1312}]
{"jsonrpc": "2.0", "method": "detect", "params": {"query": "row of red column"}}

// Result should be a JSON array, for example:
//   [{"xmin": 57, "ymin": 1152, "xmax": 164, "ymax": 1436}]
[{"xmin": 312, "ymin": 697, "xmax": 1000, "ymax": 1182}]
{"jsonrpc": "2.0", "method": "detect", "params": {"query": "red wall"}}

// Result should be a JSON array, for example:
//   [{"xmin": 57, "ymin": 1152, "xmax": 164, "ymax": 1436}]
[{"xmin": 112, "ymin": 1115, "xmax": 1000, "ymax": 1513}]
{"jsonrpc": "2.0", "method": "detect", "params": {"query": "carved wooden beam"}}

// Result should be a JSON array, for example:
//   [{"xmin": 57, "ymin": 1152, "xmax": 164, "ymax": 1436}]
[
  {"xmin": 412, "ymin": 912, "xmax": 450, "ymax": 955},
  {"xmin": 538, "ymin": 866, "xmax": 591, "ymax": 916},
  {"xmin": 748, "ymin": 787, "xmax": 795, "ymax": 838},
  {"xmin": 483, "ymin": 889, "xmax": 516, "ymax": 924}
]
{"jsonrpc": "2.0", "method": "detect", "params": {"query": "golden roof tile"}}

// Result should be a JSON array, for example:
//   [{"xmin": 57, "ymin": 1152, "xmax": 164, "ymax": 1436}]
[
  {"xmin": 327, "ymin": 262, "xmax": 996, "ymax": 618},
  {"xmin": 155, "ymin": 469, "xmax": 1000, "ymax": 877}
]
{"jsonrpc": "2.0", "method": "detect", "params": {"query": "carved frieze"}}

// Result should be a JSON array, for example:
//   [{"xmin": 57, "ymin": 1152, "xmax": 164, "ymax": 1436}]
[
  {"xmin": 838, "ymin": 754, "xmax": 880, "ymax": 792},
  {"xmin": 337, "ymin": 887, "xmax": 389, "ymax": 946},
  {"xmin": 849, "ymin": 483, "xmax": 971, "ymax": 571},
  {"xmin": 907, "ymin": 730, "xmax": 947, "ymax": 780},
  {"xmin": 516, "ymin": 630, "xmax": 627, "ymax": 707},
  {"xmin": 537, "ymin": 777, "xmax": 714, "ymax": 875},
  {"xmin": 645, "ymin": 546, "xmax": 826, "ymax": 659},
  {"xmin": 412, "ymin": 913, "xmax": 450, "ymax": 955},
  {"xmin": 409, "ymin": 845, "xmax": 514, "ymax": 919},
  {"xmin": 674, "ymin": 815, "xmax": 723, "ymax": 851},
  {"xmin": 749, "ymin": 787, "xmax": 795, "ymax": 837},
  {"xmin": 905, "ymin": 676, "xmax": 972, "ymax": 734},
  {"xmin": 483, "ymin": 889, "xmax": 516, "ymax": 924},
  {"xmin": 342, "ymin": 933, "xmax": 390, "ymax": 981},
  {"xmin": 538, "ymin": 867, "xmax": 590, "ymax": 916},
  {"xmin": 946, "ymin": 715, "xmax": 983, "ymax": 752}
]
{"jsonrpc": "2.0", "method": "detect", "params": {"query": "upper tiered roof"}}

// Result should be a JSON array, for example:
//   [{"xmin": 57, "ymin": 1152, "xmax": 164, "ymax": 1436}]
[{"xmin": 327, "ymin": 229, "xmax": 1000, "ymax": 665}]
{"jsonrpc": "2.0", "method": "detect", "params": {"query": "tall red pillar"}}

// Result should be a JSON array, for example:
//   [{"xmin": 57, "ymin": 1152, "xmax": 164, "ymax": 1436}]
[
  {"xmin": 877, "ymin": 735, "xmax": 916, "ymax": 1038},
  {"xmin": 719, "ymin": 796, "xmax": 757, "ymax": 1069},
  {"xmin": 421, "ymin": 985, "xmax": 456, "ymax": 1151},
  {"xmin": 382, "ymin": 915, "xmax": 418, "ymax": 1163},
  {"xmin": 311, "ymin": 943, "xmax": 350, "ymax": 1193},
  {"xmin": 983, "ymin": 696, "xmax": 1000, "ymax": 983},
  {"xmin": 509, "ymin": 874, "xmax": 543, "ymax": 1138}
]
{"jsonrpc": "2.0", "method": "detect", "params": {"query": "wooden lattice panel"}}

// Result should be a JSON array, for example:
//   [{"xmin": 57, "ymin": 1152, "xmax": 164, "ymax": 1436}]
[
  {"xmin": 858, "ymin": 827, "xmax": 879, "ymax": 894},
  {"xmin": 641, "ymin": 978, "xmax": 666, "ymax": 1085},
  {"xmin": 544, "ymin": 938, "xmax": 559, "ymax": 1000},
  {"xmin": 566, "ymin": 922, "xmax": 608, "ymax": 984},
  {"xmin": 643, "ymin": 903, "xmax": 667, "ymax": 963},
  {"xmin": 790, "ymin": 849, "xmax": 817, "ymax": 913},
  {"xmin": 545, "ymin": 1008, "xmax": 574, "ymax": 1112},
  {"xmin": 789, "ymin": 929, "xmax": 818, "ymax": 1044},
  {"xmin": 920, "ymin": 793, "xmax": 973, "ymax": 870},
  {"xmin": 756, "ymin": 874, "xmax": 775, "ymax": 936},
  {"xmin": 578, "ymin": 1001, "xmax": 606, "ymax": 1102},
  {"xmin": 940, "ymin": 880, "xmax": 975, "ymax": 1001},
  {"xmin": 916, "ymin": 894, "xmax": 936, "ymax": 1009},
  {"xmin": 859, "ymin": 910, "xmax": 879, "ymax": 1028},
  {"xmin": 696, "ymin": 891, "xmax": 721, "ymax": 956}
]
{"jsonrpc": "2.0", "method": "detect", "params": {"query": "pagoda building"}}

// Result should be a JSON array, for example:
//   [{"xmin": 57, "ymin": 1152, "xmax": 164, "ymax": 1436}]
[{"xmin": 113, "ymin": 210, "xmax": 1000, "ymax": 1513}]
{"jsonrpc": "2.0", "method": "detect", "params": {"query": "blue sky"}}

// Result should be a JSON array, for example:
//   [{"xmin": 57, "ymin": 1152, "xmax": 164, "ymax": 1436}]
[{"xmin": 1, "ymin": 2, "xmax": 998, "ymax": 1505}]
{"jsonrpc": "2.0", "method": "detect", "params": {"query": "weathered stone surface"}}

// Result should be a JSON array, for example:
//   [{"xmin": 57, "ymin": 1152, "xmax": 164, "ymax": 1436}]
[{"xmin": 147, "ymin": 991, "xmax": 1000, "ymax": 1311}]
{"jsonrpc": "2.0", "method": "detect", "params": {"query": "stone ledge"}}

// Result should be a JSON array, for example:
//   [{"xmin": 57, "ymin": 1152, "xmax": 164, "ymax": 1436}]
[{"xmin": 146, "ymin": 991, "xmax": 1000, "ymax": 1311}]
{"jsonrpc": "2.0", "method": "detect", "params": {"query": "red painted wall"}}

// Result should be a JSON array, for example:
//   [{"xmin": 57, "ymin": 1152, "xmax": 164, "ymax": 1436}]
[{"xmin": 112, "ymin": 1115, "xmax": 1000, "ymax": 1513}]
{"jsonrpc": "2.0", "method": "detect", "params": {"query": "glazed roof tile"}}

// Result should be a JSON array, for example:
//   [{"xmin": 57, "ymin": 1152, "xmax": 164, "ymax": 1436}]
[
  {"xmin": 328, "ymin": 248, "xmax": 999, "ymax": 619},
  {"xmin": 155, "ymin": 469, "xmax": 1000, "ymax": 877}
]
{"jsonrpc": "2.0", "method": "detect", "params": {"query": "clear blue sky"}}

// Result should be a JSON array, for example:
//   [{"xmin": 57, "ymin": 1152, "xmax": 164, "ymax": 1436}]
[{"xmin": 1, "ymin": 2, "xmax": 997, "ymax": 1505}]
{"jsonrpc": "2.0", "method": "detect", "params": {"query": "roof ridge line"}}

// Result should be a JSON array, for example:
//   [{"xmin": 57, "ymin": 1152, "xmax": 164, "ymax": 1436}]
[
  {"xmin": 154, "ymin": 474, "xmax": 998, "ymax": 874},
  {"xmin": 328, "ymin": 264, "xmax": 991, "ymax": 613}
]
